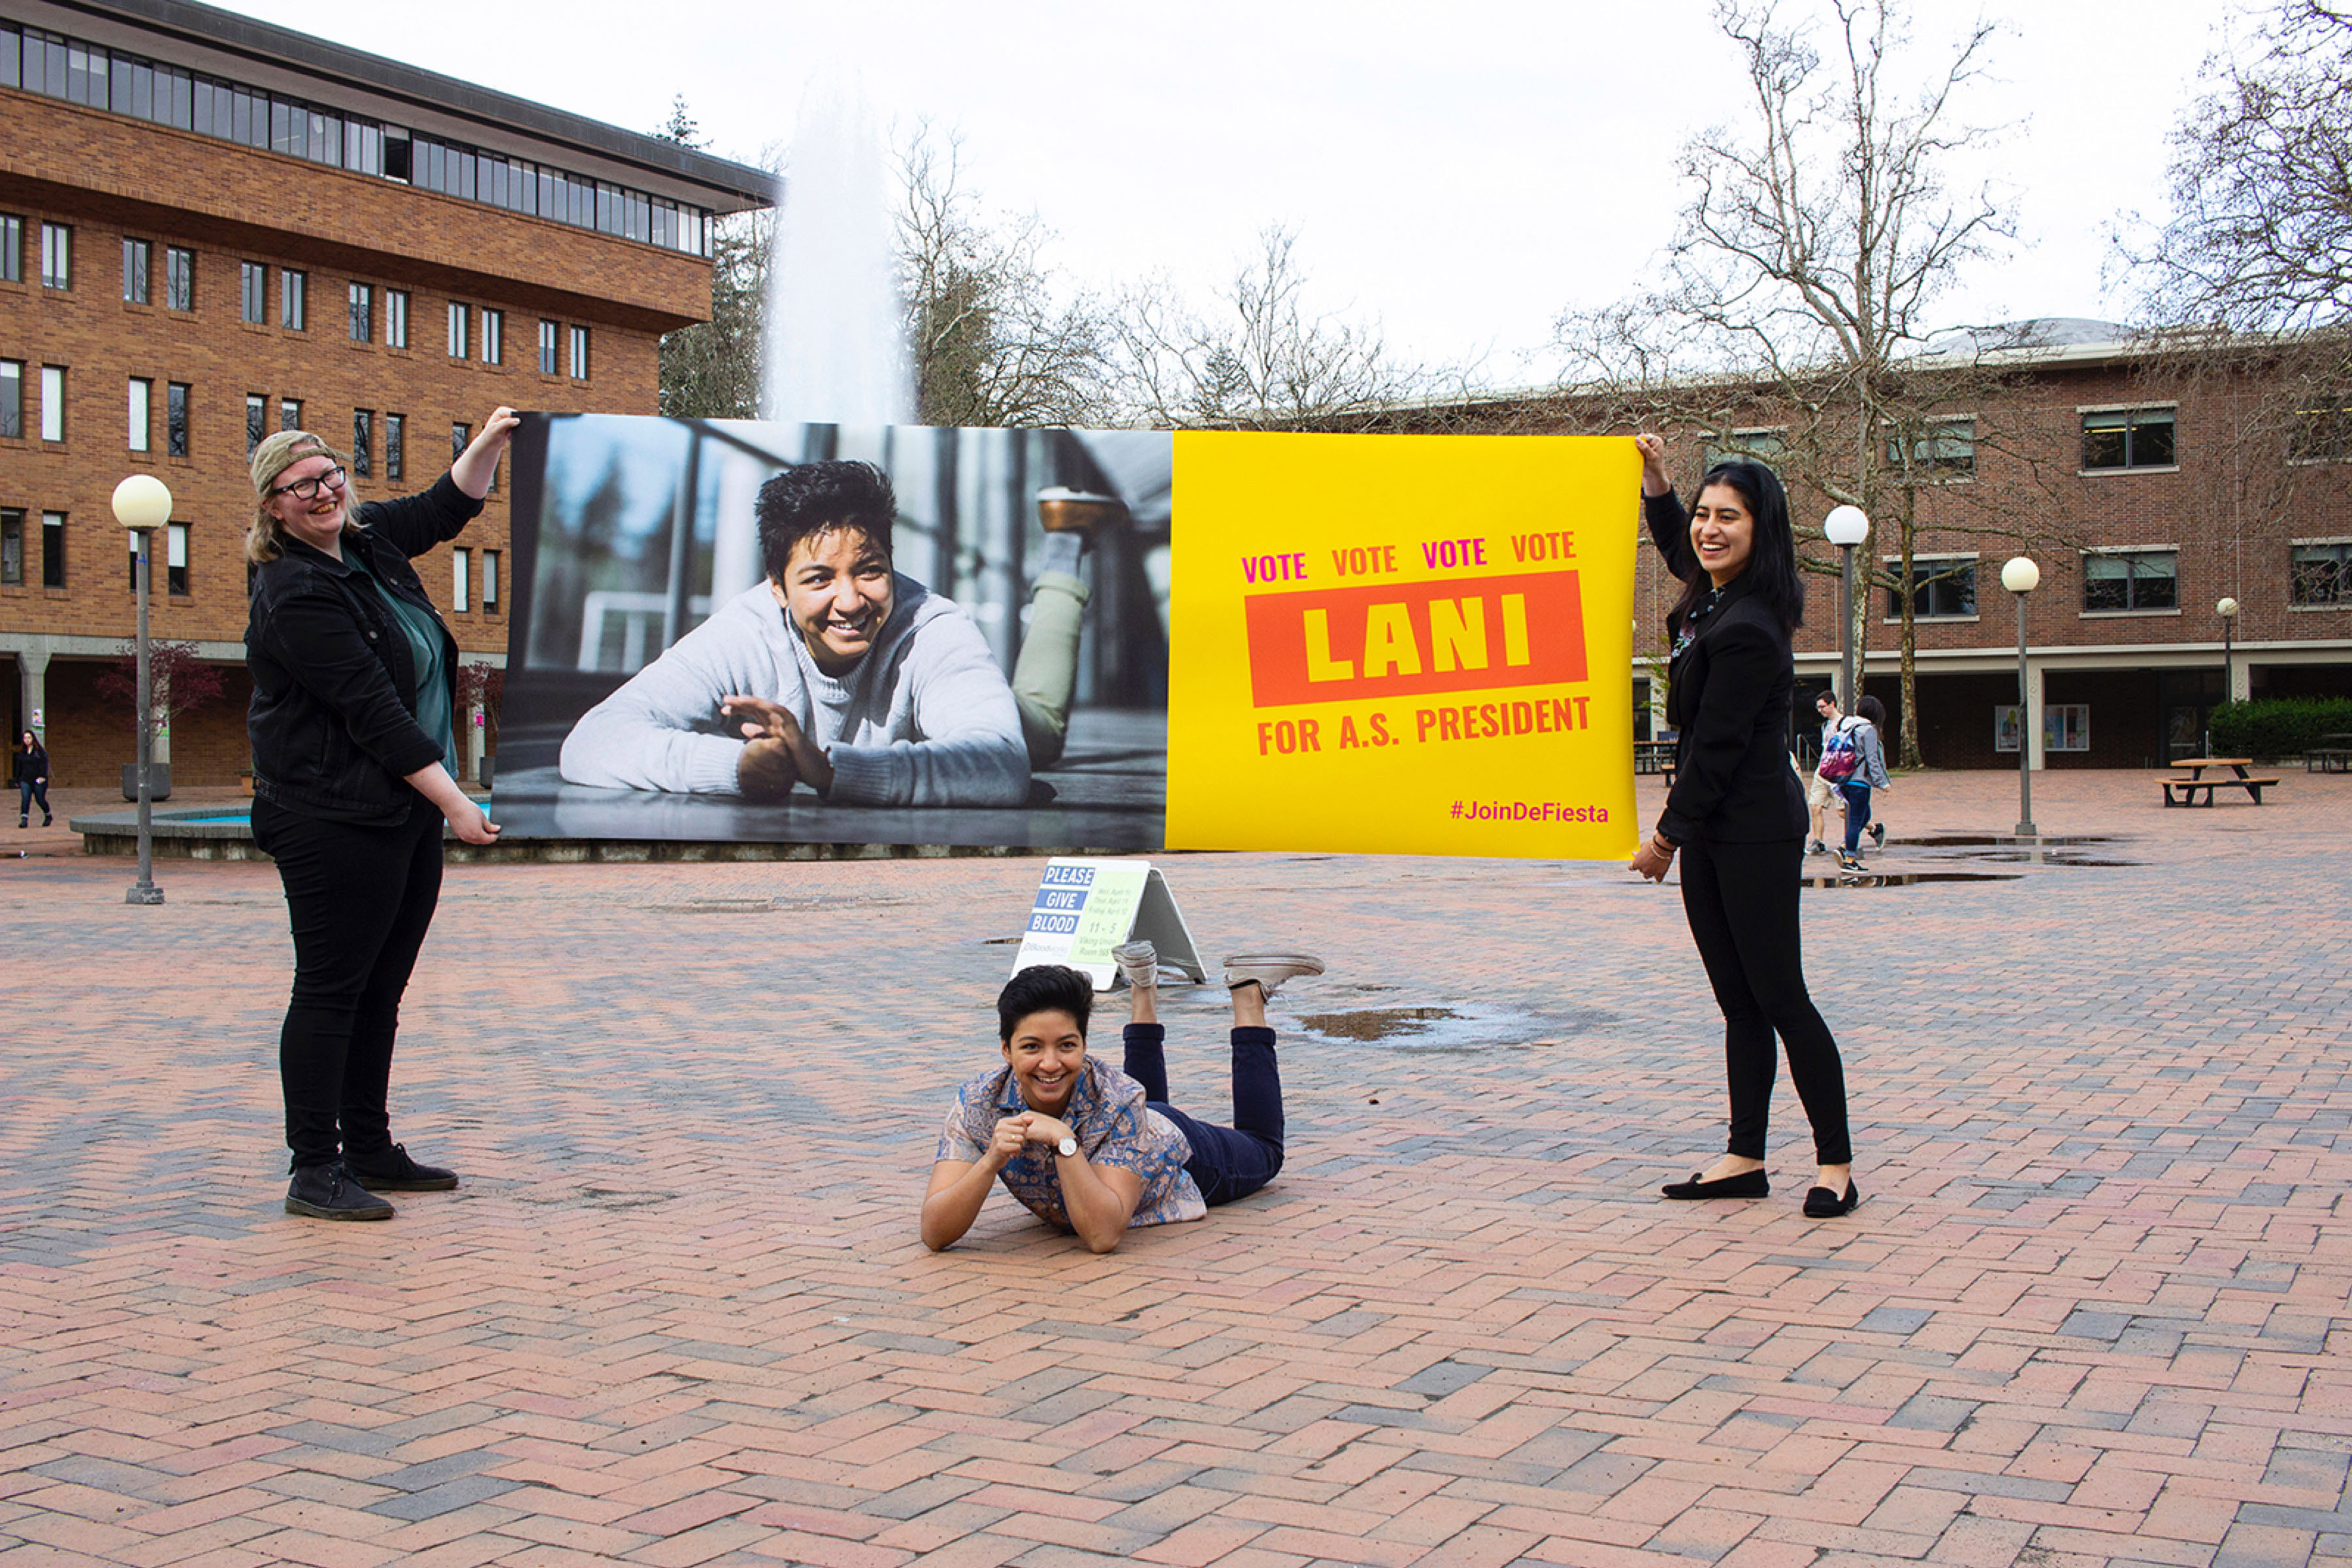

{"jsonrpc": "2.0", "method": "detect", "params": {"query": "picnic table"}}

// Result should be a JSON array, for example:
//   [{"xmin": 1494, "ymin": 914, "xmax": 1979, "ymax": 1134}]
[
  {"xmin": 2163, "ymin": 757, "xmax": 2281, "ymax": 806},
  {"xmin": 2308, "ymin": 734, "xmax": 2352, "ymax": 774}
]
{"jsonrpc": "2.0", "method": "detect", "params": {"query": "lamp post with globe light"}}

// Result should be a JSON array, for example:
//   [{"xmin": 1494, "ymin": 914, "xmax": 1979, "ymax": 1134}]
[
  {"xmin": 1823, "ymin": 505, "xmax": 1870, "ymax": 709},
  {"xmin": 2217, "ymin": 598, "xmax": 2240, "ymax": 734},
  {"xmin": 110, "ymin": 474, "xmax": 171, "ymax": 906},
  {"xmin": 2001, "ymin": 556, "xmax": 2040, "ymax": 838}
]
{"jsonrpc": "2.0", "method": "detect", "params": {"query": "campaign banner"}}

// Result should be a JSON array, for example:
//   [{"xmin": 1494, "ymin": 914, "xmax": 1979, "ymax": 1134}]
[
  {"xmin": 1165, "ymin": 432, "xmax": 1639, "ymax": 859},
  {"xmin": 496, "ymin": 417, "xmax": 1639, "ymax": 858}
]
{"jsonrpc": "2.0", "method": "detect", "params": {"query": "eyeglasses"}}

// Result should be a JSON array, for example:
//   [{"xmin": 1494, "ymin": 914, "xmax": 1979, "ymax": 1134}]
[{"xmin": 270, "ymin": 465, "xmax": 347, "ymax": 501}]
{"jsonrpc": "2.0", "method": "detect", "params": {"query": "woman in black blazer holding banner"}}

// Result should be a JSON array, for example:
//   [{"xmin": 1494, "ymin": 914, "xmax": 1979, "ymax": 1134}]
[{"xmin": 1627, "ymin": 435, "xmax": 1858, "ymax": 1218}]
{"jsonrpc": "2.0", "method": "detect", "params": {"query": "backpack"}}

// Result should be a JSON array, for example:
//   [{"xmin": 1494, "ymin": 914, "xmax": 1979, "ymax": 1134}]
[{"xmin": 1818, "ymin": 719, "xmax": 1860, "ymax": 783}]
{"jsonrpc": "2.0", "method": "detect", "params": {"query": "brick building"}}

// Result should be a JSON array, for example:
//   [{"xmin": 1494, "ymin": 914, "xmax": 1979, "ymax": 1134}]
[
  {"xmin": 1, "ymin": 0, "xmax": 768, "ymax": 785},
  {"xmin": 1435, "ymin": 321, "xmax": 2352, "ymax": 770}
]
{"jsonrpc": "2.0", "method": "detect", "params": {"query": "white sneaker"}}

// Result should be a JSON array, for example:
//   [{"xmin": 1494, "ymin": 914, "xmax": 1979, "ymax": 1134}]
[
  {"xmin": 1222, "ymin": 952, "xmax": 1324, "ymax": 999},
  {"xmin": 1111, "ymin": 940, "xmax": 1160, "ymax": 989}
]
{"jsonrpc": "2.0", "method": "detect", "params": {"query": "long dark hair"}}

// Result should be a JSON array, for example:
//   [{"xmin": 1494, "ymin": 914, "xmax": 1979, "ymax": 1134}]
[{"xmin": 1669, "ymin": 459, "xmax": 1806, "ymax": 638}]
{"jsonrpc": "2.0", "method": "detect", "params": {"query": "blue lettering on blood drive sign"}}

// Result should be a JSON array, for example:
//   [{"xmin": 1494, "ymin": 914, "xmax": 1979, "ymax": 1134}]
[{"xmin": 1030, "ymin": 873, "xmax": 1091, "ymax": 934}]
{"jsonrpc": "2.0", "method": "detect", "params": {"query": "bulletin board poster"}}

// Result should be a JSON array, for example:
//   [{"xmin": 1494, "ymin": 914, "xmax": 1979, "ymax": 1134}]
[{"xmin": 1165, "ymin": 432, "xmax": 1641, "ymax": 860}]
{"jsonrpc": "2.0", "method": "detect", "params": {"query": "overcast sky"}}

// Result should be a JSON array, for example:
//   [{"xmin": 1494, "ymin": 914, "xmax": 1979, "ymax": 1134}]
[{"xmin": 230, "ymin": 0, "xmax": 2257, "ymax": 384}]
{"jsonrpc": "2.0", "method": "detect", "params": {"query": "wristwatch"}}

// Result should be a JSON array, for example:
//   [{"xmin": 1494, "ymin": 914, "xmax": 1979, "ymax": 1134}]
[{"xmin": 1055, "ymin": 1135, "xmax": 1079, "ymax": 1158}]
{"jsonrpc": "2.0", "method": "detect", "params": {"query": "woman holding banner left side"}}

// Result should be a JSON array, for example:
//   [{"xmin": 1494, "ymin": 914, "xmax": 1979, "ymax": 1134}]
[{"xmin": 1627, "ymin": 433, "xmax": 1859, "ymax": 1219}]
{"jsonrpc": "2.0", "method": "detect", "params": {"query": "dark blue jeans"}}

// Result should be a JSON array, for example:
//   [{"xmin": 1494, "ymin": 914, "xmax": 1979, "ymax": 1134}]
[
  {"xmin": 18, "ymin": 778, "xmax": 48, "ymax": 821},
  {"xmin": 1121, "ymin": 1022, "xmax": 1284, "ymax": 1205},
  {"xmin": 252, "ymin": 798, "xmax": 446, "ymax": 1170},
  {"xmin": 1838, "ymin": 781, "xmax": 1874, "ymax": 853}
]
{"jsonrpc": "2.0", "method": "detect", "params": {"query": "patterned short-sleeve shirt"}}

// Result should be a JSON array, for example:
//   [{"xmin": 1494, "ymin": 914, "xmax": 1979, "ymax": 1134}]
[{"xmin": 936, "ymin": 1055, "xmax": 1205, "ymax": 1230}]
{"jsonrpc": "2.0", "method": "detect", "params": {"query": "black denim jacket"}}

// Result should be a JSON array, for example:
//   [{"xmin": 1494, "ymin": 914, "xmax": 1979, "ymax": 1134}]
[{"xmin": 246, "ymin": 475, "xmax": 481, "ymax": 825}]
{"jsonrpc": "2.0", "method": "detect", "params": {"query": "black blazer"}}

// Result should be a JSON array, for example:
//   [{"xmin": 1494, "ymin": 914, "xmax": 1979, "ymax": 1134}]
[
  {"xmin": 1648, "ymin": 492, "xmax": 1807, "ymax": 845},
  {"xmin": 246, "ymin": 474, "xmax": 480, "ymax": 825}
]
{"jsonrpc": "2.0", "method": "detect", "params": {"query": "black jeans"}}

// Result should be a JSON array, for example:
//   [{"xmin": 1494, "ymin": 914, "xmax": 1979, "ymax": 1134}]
[
  {"xmin": 1678, "ymin": 836, "xmax": 1852, "ymax": 1165},
  {"xmin": 18, "ymin": 778, "xmax": 48, "ymax": 820},
  {"xmin": 252, "ymin": 797, "xmax": 445, "ymax": 1170},
  {"xmin": 1120, "ymin": 1022, "xmax": 1284, "ymax": 1206}
]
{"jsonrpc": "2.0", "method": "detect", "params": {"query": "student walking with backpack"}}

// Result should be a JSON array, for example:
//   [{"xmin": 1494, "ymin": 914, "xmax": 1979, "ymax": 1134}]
[{"xmin": 1834, "ymin": 695, "xmax": 1892, "ymax": 872}]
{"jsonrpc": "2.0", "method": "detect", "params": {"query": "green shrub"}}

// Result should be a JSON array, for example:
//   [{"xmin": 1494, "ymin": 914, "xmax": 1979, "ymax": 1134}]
[{"xmin": 2209, "ymin": 697, "xmax": 2352, "ymax": 758}]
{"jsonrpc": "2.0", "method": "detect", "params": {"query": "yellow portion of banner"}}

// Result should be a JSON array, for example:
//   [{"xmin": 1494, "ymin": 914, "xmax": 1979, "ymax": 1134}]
[{"xmin": 1167, "ymin": 431, "xmax": 1642, "ymax": 860}]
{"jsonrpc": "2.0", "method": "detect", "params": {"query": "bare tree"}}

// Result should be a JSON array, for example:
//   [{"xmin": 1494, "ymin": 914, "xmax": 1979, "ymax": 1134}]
[
  {"xmin": 2131, "ymin": 1, "xmax": 2351, "ymax": 335},
  {"xmin": 1107, "ymin": 225, "xmax": 1433, "ymax": 431},
  {"xmin": 895, "ymin": 129, "xmax": 1111, "ymax": 427},
  {"xmin": 1556, "ymin": 0, "xmax": 2076, "ymax": 765},
  {"xmin": 2119, "ymin": 1, "xmax": 2352, "ymax": 611}
]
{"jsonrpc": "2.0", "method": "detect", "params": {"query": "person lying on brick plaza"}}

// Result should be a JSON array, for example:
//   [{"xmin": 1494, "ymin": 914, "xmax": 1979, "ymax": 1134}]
[
  {"xmin": 921, "ymin": 947, "xmax": 1324, "ymax": 1253},
  {"xmin": 557, "ymin": 459, "xmax": 1118, "ymax": 808}
]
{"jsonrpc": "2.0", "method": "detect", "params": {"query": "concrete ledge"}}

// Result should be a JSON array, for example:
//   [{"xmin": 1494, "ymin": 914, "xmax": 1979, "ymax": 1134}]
[{"xmin": 68, "ymin": 806, "xmax": 1118, "ymax": 863}]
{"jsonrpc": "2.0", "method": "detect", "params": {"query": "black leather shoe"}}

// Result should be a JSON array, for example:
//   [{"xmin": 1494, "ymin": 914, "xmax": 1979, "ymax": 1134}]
[
  {"xmin": 286, "ymin": 1163, "xmax": 395, "ymax": 1220},
  {"xmin": 1661, "ymin": 1168, "xmax": 1769, "ymax": 1200},
  {"xmin": 1803, "ymin": 1181, "xmax": 1861, "ymax": 1217},
  {"xmin": 344, "ymin": 1143, "xmax": 459, "ymax": 1192}
]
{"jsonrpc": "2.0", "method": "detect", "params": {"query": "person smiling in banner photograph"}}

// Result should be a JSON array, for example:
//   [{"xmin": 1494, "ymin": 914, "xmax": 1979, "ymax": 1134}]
[
  {"xmin": 1627, "ymin": 433, "xmax": 1861, "ymax": 1220},
  {"xmin": 554, "ymin": 458, "xmax": 1130, "ymax": 810}
]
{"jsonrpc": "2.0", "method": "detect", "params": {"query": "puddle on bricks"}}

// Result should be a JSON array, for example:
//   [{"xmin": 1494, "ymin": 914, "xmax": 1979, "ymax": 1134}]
[{"xmin": 1292, "ymin": 1001, "xmax": 1609, "ymax": 1051}]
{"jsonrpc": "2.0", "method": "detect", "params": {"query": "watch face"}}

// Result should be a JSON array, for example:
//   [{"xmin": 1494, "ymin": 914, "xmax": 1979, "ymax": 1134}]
[{"xmin": 1057, "ymin": 1136, "xmax": 1078, "ymax": 1158}]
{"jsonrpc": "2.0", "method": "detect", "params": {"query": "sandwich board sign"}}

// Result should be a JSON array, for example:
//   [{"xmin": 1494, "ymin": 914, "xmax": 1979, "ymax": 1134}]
[{"xmin": 1011, "ymin": 858, "xmax": 1206, "ymax": 990}]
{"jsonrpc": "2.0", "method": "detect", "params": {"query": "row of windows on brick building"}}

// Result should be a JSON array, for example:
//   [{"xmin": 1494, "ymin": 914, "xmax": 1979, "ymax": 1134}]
[
  {"xmin": 0, "ymin": 506, "xmax": 502, "ymax": 613},
  {"xmin": 0, "ymin": 365, "xmax": 493, "ymax": 493},
  {"xmin": 1710, "ymin": 405, "xmax": 2351, "ymax": 485},
  {"xmin": 3, "ymin": 215, "xmax": 592, "ymax": 378}
]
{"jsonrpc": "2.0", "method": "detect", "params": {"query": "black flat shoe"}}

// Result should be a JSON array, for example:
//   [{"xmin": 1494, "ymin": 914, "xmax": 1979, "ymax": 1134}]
[
  {"xmin": 1803, "ymin": 1181, "xmax": 1861, "ymax": 1217},
  {"xmin": 344, "ymin": 1143, "xmax": 459, "ymax": 1192},
  {"xmin": 1661, "ymin": 1168, "xmax": 1769, "ymax": 1200}
]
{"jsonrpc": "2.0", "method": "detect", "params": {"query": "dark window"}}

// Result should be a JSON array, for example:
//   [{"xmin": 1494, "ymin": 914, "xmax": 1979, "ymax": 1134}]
[
  {"xmin": 2083, "ymin": 549, "xmax": 2178, "ymax": 611},
  {"xmin": 240, "ymin": 261, "xmax": 266, "ymax": 323},
  {"xmin": 40, "ymin": 222, "xmax": 69, "ymax": 289},
  {"xmin": 0, "ymin": 510, "xmax": 22, "ymax": 585},
  {"xmin": 167, "ymin": 521, "xmax": 189, "ymax": 595},
  {"xmin": 2082, "ymin": 409, "xmax": 2176, "ymax": 470},
  {"xmin": 2291, "ymin": 544, "xmax": 2352, "ymax": 606},
  {"xmin": 280, "ymin": 398, "xmax": 301, "ymax": 431},
  {"xmin": 353, "ymin": 409, "xmax": 373, "ymax": 476},
  {"xmin": 385, "ymin": 412, "xmax": 404, "ymax": 480},
  {"xmin": 122, "ymin": 237, "xmax": 150, "ymax": 302},
  {"xmin": 0, "ymin": 214, "xmax": 21, "ymax": 284},
  {"xmin": 1887, "ymin": 417, "xmax": 1976, "ymax": 478},
  {"xmin": 1889, "ymin": 558, "xmax": 1978, "ymax": 618},
  {"xmin": 0, "ymin": 360, "xmax": 20, "ymax": 439},
  {"xmin": 451, "ymin": 422, "xmax": 469, "ymax": 463},
  {"xmin": 164, "ymin": 245, "xmax": 193, "ymax": 310},
  {"xmin": 246, "ymin": 394, "xmax": 266, "ymax": 454},
  {"xmin": 42, "ymin": 512, "xmax": 65, "ymax": 587},
  {"xmin": 166, "ymin": 382, "xmax": 189, "ymax": 457},
  {"xmin": 282, "ymin": 269, "xmax": 307, "ymax": 330},
  {"xmin": 538, "ymin": 318, "xmax": 559, "ymax": 374},
  {"xmin": 348, "ymin": 282, "xmax": 372, "ymax": 342}
]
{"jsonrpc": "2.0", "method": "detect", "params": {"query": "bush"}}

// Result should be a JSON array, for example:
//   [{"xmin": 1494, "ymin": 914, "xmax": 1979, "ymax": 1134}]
[{"xmin": 2209, "ymin": 697, "xmax": 2352, "ymax": 758}]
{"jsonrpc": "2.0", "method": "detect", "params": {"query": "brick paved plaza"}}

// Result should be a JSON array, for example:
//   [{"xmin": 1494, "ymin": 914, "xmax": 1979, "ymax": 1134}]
[{"xmin": 3, "ymin": 770, "xmax": 2349, "ymax": 1568}]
